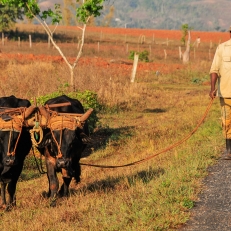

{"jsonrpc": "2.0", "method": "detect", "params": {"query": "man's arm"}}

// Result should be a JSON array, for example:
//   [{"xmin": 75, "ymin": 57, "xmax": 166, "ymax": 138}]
[{"xmin": 209, "ymin": 73, "xmax": 218, "ymax": 99}]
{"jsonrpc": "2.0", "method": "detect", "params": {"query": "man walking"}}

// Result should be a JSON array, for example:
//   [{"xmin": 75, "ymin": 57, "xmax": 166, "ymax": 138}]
[{"xmin": 209, "ymin": 26, "xmax": 231, "ymax": 159}]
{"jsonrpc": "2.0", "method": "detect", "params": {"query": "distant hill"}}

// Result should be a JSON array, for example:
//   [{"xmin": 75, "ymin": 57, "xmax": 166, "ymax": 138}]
[{"xmin": 38, "ymin": 0, "xmax": 231, "ymax": 31}]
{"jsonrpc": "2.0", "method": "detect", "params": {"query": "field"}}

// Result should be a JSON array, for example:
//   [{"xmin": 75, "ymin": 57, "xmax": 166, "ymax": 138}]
[{"xmin": 0, "ymin": 24, "xmax": 226, "ymax": 230}]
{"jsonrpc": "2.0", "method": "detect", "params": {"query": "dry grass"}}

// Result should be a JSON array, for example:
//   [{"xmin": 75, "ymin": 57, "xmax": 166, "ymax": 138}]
[{"xmin": 0, "ymin": 25, "xmax": 224, "ymax": 230}]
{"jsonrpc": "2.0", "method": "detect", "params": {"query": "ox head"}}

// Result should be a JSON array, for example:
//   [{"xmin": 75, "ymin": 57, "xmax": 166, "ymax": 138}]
[
  {"xmin": 0, "ymin": 130, "xmax": 20, "ymax": 166},
  {"xmin": 0, "ymin": 96, "xmax": 32, "ymax": 176},
  {"xmin": 47, "ymin": 109, "xmax": 93, "ymax": 176}
]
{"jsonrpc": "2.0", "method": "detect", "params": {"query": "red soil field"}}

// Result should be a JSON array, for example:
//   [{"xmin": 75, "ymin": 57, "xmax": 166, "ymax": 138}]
[
  {"xmin": 0, "ymin": 53, "xmax": 183, "ymax": 75},
  {"xmin": 1, "ymin": 26, "xmax": 225, "ymax": 75},
  {"xmin": 83, "ymin": 26, "xmax": 229, "ymax": 43}
]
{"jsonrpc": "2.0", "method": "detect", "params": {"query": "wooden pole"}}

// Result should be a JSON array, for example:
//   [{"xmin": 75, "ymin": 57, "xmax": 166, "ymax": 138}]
[
  {"xmin": 29, "ymin": 34, "xmax": 32, "ymax": 48},
  {"xmin": 18, "ymin": 37, "xmax": 20, "ymax": 47},
  {"xmin": 179, "ymin": 46, "xmax": 182, "ymax": 60},
  {"xmin": 164, "ymin": 49, "xmax": 167, "ymax": 59},
  {"xmin": 131, "ymin": 53, "xmax": 139, "ymax": 83},
  {"xmin": 48, "ymin": 36, "xmax": 51, "ymax": 48},
  {"xmin": 2, "ymin": 32, "xmax": 4, "ymax": 46}
]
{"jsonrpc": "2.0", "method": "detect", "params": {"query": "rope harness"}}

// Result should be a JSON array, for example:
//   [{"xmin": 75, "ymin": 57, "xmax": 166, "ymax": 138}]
[
  {"xmin": 28, "ymin": 106, "xmax": 91, "ymax": 160},
  {"xmin": 47, "ymin": 112, "xmax": 85, "ymax": 159}
]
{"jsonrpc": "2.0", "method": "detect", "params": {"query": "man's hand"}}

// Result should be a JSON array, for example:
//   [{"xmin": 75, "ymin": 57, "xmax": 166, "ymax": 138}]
[
  {"xmin": 210, "ymin": 73, "xmax": 218, "ymax": 99},
  {"xmin": 209, "ymin": 89, "xmax": 217, "ymax": 99}
]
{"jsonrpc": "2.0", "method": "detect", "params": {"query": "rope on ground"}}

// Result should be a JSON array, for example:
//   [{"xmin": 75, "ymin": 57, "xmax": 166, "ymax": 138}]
[{"xmin": 80, "ymin": 97, "xmax": 215, "ymax": 169}]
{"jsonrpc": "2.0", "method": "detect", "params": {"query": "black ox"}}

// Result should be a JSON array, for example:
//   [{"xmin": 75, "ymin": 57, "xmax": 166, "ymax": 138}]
[
  {"xmin": 38, "ymin": 95, "xmax": 91, "ymax": 207},
  {"xmin": 0, "ymin": 95, "xmax": 32, "ymax": 210}
]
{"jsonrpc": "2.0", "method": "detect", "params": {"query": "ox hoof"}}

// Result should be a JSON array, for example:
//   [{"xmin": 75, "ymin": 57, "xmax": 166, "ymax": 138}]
[
  {"xmin": 41, "ymin": 191, "xmax": 50, "ymax": 198},
  {"xmin": 50, "ymin": 199, "xmax": 57, "ymax": 207},
  {"xmin": 0, "ymin": 204, "xmax": 6, "ymax": 210},
  {"xmin": 4, "ymin": 204, "xmax": 13, "ymax": 212}
]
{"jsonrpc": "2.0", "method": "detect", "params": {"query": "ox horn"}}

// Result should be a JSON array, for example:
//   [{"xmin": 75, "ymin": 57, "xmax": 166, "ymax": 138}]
[
  {"xmin": 46, "ymin": 102, "xmax": 71, "ymax": 108},
  {"xmin": 24, "ymin": 106, "xmax": 37, "ymax": 119},
  {"xmin": 80, "ymin": 108, "xmax": 93, "ymax": 122}
]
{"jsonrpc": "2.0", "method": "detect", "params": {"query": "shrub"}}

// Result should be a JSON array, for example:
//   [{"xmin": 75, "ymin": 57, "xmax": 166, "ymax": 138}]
[{"xmin": 128, "ymin": 50, "xmax": 149, "ymax": 62}]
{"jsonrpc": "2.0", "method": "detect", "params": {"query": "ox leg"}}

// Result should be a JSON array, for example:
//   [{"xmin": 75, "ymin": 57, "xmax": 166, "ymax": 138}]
[
  {"xmin": 59, "ymin": 176, "xmax": 72, "ymax": 197},
  {"xmin": 6, "ymin": 180, "xmax": 17, "ymax": 211},
  {"xmin": 45, "ymin": 154, "xmax": 59, "ymax": 207},
  {"xmin": 0, "ymin": 182, "xmax": 6, "ymax": 209},
  {"xmin": 5, "ymin": 165, "xmax": 23, "ymax": 211},
  {"xmin": 74, "ymin": 163, "xmax": 81, "ymax": 184}
]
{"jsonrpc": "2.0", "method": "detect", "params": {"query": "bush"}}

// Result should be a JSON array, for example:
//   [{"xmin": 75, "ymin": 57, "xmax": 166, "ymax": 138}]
[
  {"xmin": 32, "ymin": 89, "xmax": 102, "ymax": 133},
  {"xmin": 128, "ymin": 50, "xmax": 149, "ymax": 62}
]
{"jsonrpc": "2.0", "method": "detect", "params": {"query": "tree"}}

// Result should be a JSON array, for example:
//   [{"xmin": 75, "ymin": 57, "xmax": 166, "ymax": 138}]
[
  {"xmin": 1, "ymin": 0, "xmax": 106, "ymax": 88},
  {"xmin": 182, "ymin": 30, "xmax": 191, "ymax": 64},
  {"xmin": 0, "ymin": 3, "xmax": 23, "ymax": 32},
  {"xmin": 181, "ymin": 23, "xmax": 192, "ymax": 46}
]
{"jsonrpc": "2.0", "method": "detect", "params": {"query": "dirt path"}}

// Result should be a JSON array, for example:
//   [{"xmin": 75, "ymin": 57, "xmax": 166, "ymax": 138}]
[{"xmin": 180, "ymin": 155, "xmax": 231, "ymax": 231}]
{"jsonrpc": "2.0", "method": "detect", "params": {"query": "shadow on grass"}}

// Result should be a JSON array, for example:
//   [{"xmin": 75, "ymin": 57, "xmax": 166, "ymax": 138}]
[
  {"xmin": 70, "ymin": 167, "xmax": 165, "ymax": 195},
  {"xmin": 81, "ymin": 126, "xmax": 135, "ymax": 158},
  {"xmin": 143, "ymin": 108, "xmax": 167, "ymax": 113}
]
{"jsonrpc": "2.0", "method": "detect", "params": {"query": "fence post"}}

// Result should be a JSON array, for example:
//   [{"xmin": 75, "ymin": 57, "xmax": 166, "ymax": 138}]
[
  {"xmin": 100, "ymin": 31, "xmax": 102, "ymax": 42},
  {"xmin": 29, "ymin": 34, "xmax": 32, "ymax": 48},
  {"xmin": 48, "ymin": 36, "xmax": 51, "ymax": 48},
  {"xmin": 210, "ymin": 40, "xmax": 213, "ymax": 49},
  {"xmin": 179, "ymin": 46, "xmax": 182, "ymax": 59},
  {"xmin": 131, "ymin": 53, "xmax": 139, "ymax": 83},
  {"xmin": 164, "ymin": 49, "xmax": 167, "ymax": 59},
  {"xmin": 2, "ymin": 32, "xmax": 4, "ymax": 46},
  {"xmin": 18, "ymin": 37, "xmax": 21, "ymax": 47}
]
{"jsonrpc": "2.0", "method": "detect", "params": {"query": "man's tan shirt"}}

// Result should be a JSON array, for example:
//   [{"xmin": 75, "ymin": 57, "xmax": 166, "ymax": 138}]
[{"xmin": 210, "ymin": 39, "xmax": 231, "ymax": 98}]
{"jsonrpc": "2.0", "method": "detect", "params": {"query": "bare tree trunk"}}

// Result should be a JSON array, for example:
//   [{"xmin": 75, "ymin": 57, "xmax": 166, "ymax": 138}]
[
  {"xmin": 182, "ymin": 31, "xmax": 191, "ymax": 64},
  {"xmin": 70, "ymin": 67, "xmax": 74, "ymax": 89}
]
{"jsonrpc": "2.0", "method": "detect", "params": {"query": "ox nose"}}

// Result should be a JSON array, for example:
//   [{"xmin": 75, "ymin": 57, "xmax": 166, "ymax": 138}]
[
  {"xmin": 4, "ymin": 155, "xmax": 15, "ymax": 166},
  {"xmin": 56, "ymin": 158, "xmax": 73, "ymax": 176},
  {"xmin": 56, "ymin": 158, "xmax": 70, "ymax": 169}
]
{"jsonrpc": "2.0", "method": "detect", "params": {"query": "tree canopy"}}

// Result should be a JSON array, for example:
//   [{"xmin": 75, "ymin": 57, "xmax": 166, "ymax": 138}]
[
  {"xmin": 0, "ymin": 3, "xmax": 23, "ymax": 31},
  {"xmin": 1, "ymin": 0, "xmax": 105, "ymax": 25}
]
